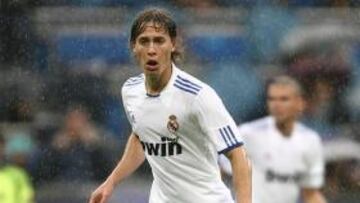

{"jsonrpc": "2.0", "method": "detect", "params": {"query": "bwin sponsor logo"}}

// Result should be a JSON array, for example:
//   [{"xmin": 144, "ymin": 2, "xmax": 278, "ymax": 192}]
[
  {"xmin": 266, "ymin": 169, "xmax": 303, "ymax": 183},
  {"xmin": 140, "ymin": 137, "xmax": 182, "ymax": 156}
]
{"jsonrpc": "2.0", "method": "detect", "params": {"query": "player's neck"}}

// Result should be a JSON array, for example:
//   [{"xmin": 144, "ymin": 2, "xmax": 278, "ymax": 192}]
[
  {"xmin": 275, "ymin": 120, "xmax": 295, "ymax": 137},
  {"xmin": 145, "ymin": 64, "xmax": 172, "ymax": 95}
]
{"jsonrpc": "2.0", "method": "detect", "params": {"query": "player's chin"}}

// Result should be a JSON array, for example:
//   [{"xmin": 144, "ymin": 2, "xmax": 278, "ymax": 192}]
[
  {"xmin": 273, "ymin": 115, "xmax": 288, "ymax": 122},
  {"xmin": 144, "ymin": 70, "xmax": 160, "ymax": 77}
]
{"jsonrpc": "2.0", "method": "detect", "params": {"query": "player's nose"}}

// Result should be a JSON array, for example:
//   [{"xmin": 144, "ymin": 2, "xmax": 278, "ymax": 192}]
[{"xmin": 147, "ymin": 42, "xmax": 157, "ymax": 56}]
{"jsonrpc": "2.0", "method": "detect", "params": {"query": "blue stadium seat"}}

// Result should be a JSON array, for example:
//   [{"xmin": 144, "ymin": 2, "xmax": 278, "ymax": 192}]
[
  {"xmin": 56, "ymin": 34, "xmax": 130, "ymax": 65},
  {"xmin": 220, "ymin": 0, "xmax": 320, "ymax": 7},
  {"xmin": 287, "ymin": 0, "xmax": 318, "ymax": 6},
  {"xmin": 204, "ymin": 63, "xmax": 264, "ymax": 122},
  {"xmin": 353, "ymin": 43, "xmax": 360, "ymax": 61},
  {"xmin": 187, "ymin": 35, "xmax": 248, "ymax": 63},
  {"xmin": 218, "ymin": 0, "xmax": 254, "ymax": 7},
  {"xmin": 105, "ymin": 0, "xmax": 170, "ymax": 8},
  {"xmin": 347, "ymin": 43, "xmax": 360, "ymax": 120},
  {"xmin": 34, "ymin": 41, "xmax": 49, "ymax": 71},
  {"xmin": 351, "ymin": 43, "xmax": 360, "ymax": 82},
  {"xmin": 104, "ymin": 97, "xmax": 131, "ymax": 137}
]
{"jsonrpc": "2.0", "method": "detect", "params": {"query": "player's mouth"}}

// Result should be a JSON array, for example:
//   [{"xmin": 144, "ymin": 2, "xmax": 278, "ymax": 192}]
[{"xmin": 145, "ymin": 60, "xmax": 159, "ymax": 71}]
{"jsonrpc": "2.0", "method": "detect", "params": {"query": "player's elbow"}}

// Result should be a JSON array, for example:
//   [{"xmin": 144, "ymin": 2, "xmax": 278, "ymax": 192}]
[{"xmin": 247, "ymin": 157, "xmax": 252, "ymax": 175}]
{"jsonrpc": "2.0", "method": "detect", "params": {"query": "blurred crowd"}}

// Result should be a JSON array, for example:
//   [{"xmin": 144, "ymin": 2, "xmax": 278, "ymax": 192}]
[
  {"xmin": 1, "ymin": 0, "xmax": 360, "ymax": 8},
  {"xmin": 0, "ymin": 0, "xmax": 360, "ymax": 203}
]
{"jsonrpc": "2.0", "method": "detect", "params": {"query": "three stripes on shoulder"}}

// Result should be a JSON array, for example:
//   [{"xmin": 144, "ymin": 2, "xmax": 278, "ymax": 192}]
[
  {"xmin": 124, "ymin": 73, "xmax": 203, "ymax": 96},
  {"xmin": 174, "ymin": 75, "xmax": 202, "ymax": 95}
]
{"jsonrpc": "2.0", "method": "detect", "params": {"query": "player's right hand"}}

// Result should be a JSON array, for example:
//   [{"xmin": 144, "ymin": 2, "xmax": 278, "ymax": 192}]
[{"xmin": 89, "ymin": 181, "xmax": 115, "ymax": 203}]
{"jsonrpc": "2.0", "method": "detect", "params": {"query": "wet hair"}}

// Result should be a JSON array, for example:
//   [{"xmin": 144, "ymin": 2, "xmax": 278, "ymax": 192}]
[
  {"xmin": 267, "ymin": 75, "xmax": 304, "ymax": 97},
  {"xmin": 129, "ymin": 8, "xmax": 183, "ymax": 62}
]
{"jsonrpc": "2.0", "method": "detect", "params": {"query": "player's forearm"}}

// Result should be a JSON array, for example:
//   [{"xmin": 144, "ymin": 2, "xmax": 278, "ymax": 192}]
[
  {"xmin": 227, "ymin": 147, "xmax": 252, "ymax": 203},
  {"xmin": 302, "ymin": 189, "xmax": 327, "ymax": 203},
  {"xmin": 105, "ymin": 133, "xmax": 145, "ymax": 187}
]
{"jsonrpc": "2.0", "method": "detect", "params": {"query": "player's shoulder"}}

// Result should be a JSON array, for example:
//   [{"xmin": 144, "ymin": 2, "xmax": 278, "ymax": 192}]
[
  {"xmin": 121, "ymin": 73, "xmax": 145, "ymax": 95},
  {"xmin": 240, "ymin": 116, "xmax": 271, "ymax": 132},
  {"xmin": 123, "ymin": 73, "xmax": 145, "ymax": 88},
  {"xmin": 174, "ymin": 68, "xmax": 210, "ymax": 97},
  {"xmin": 296, "ymin": 122, "xmax": 321, "ymax": 141}
]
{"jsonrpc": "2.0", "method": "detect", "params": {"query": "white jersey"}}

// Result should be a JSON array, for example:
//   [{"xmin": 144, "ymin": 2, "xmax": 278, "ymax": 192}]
[
  {"xmin": 121, "ymin": 65, "xmax": 243, "ymax": 203},
  {"xmin": 219, "ymin": 116, "xmax": 324, "ymax": 203}
]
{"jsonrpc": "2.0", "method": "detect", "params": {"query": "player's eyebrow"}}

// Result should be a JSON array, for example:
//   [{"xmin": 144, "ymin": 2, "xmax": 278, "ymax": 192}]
[
  {"xmin": 154, "ymin": 36, "xmax": 165, "ymax": 41},
  {"xmin": 137, "ymin": 36, "xmax": 149, "ymax": 43}
]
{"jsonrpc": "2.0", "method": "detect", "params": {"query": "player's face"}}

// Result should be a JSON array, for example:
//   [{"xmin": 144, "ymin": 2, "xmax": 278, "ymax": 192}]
[
  {"xmin": 267, "ymin": 84, "xmax": 304, "ymax": 123},
  {"xmin": 132, "ymin": 23, "xmax": 175, "ymax": 77}
]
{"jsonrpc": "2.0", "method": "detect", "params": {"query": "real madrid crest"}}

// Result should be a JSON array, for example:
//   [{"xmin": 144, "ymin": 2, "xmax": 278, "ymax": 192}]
[{"xmin": 167, "ymin": 115, "xmax": 180, "ymax": 142}]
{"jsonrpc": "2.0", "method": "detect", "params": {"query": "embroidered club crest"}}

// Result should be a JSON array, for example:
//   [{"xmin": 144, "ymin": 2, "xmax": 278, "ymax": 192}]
[{"xmin": 167, "ymin": 115, "xmax": 179, "ymax": 141}]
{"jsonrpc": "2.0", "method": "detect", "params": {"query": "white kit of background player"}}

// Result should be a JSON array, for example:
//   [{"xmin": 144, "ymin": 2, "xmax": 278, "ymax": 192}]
[
  {"xmin": 220, "ymin": 117, "xmax": 324, "ymax": 203},
  {"xmin": 219, "ymin": 77, "xmax": 326, "ymax": 203},
  {"xmin": 123, "ymin": 65, "xmax": 243, "ymax": 203}
]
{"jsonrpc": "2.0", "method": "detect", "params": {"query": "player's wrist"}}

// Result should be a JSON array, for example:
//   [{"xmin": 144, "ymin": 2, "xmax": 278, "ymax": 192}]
[{"xmin": 104, "ymin": 175, "xmax": 117, "ymax": 188}]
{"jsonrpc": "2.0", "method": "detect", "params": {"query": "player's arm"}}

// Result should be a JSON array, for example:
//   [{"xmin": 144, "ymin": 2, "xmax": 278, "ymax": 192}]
[
  {"xmin": 300, "ymin": 134, "xmax": 326, "ymax": 203},
  {"xmin": 301, "ymin": 188, "xmax": 327, "ymax": 203},
  {"xmin": 225, "ymin": 147, "xmax": 252, "ymax": 203},
  {"xmin": 193, "ymin": 87, "xmax": 252, "ymax": 203},
  {"xmin": 89, "ymin": 133, "xmax": 145, "ymax": 203}
]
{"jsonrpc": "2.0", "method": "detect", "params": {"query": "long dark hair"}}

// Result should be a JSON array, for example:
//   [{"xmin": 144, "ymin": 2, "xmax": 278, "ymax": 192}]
[{"xmin": 129, "ymin": 8, "xmax": 183, "ymax": 62}]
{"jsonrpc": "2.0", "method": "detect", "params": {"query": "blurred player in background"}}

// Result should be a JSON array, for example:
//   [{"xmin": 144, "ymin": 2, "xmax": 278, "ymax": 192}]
[
  {"xmin": 0, "ymin": 133, "xmax": 34, "ymax": 203},
  {"xmin": 89, "ymin": 8, "xmax": 251, "ymax": 203},
  {"xmin": 219, "ymin": 76, "xmax": 326, "ymax": 203}
]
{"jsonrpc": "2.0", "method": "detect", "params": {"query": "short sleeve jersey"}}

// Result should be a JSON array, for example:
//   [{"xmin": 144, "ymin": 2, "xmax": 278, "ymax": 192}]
[{"xmin": 121, "ymin": 65, "xmax": 243, "ymax": 203}]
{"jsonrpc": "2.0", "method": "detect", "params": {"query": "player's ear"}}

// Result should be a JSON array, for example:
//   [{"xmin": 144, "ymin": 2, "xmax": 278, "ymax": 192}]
[
  {"xmin": 297, "ymin": 96, "xmax": 306, "ymax": 114},
  {"xmin": 171, "ymin": 39, "xmax": 176, "ymax": 52},
  {"xmin": 131, "ymin": 42, "xmax": 136, "ymax": 53}
]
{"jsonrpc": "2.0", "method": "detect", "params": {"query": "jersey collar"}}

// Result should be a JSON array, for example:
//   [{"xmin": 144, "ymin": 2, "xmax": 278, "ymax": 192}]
[{"xmin": 268, "ymin": 116, "xmax": 299, "ymax": 139}]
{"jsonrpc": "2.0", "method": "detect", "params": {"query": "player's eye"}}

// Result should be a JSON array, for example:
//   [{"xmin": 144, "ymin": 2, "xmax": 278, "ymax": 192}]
[
  {"xmin": 154, "ymin": 37, "xmax": 165, "ymax": 45},
  {"xmin": 138, "ymin": 38, "xmax": 149, "ymax": 46}
]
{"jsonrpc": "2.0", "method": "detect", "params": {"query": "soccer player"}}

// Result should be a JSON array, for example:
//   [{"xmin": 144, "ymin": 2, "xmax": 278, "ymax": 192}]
[
  {"xmin": 89, "ymin": 8, "xmax": 251, "ymax": 203},
  {"xmin": 219, "ymin": 76, "xmax": 327, "ymax": 203}
]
